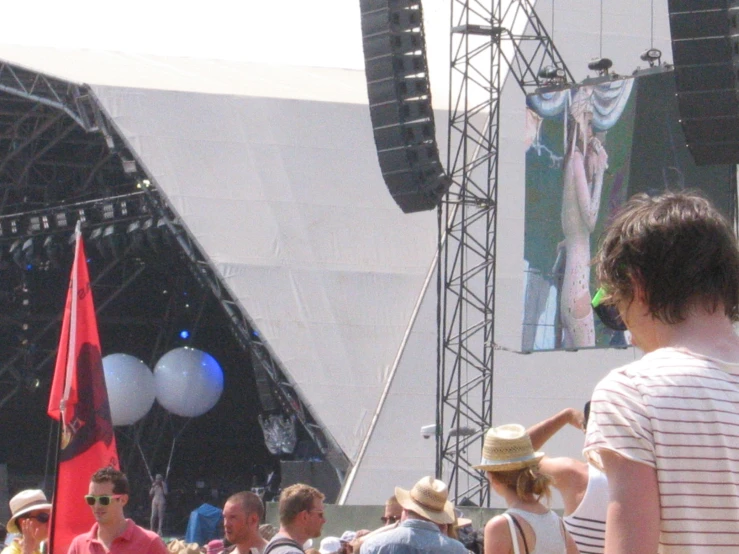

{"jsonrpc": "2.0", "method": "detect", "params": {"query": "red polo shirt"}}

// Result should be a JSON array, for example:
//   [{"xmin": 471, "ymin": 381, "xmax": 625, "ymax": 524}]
[{"xmin": 67, "ymin": 519, "xmax": 168, "ymax": 554}]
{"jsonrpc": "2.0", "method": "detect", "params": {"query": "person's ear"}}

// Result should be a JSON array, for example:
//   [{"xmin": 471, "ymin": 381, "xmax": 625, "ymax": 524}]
[
  {"xmin": 120, "ymin": 494, "xmax": 129, "ymax": 507},
  {"xmin": 628, "ymin": 272, "xmax": 647, "ymax": 302}
]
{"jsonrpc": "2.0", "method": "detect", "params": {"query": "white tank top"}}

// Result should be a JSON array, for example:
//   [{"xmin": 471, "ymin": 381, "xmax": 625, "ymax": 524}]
[
  {"xmin": 562, "ymin": 464, "xmax": 608, "ymax": 554},
  {"xmin": 506, "ymin": 508, "xmax": 566, "ymax": 554}
]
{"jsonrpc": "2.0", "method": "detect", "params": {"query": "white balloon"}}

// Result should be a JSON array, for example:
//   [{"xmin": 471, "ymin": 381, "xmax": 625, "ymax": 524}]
[
  {"xmin": 154, "ymin": 347, "xmax": 224, "ymax": 418},
  {"xmin": 103, "ymin": 353, "xmax": 156, "ymax": 426}
]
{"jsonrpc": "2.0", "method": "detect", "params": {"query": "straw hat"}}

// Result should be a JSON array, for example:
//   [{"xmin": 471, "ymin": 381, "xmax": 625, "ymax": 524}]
[
  {"xmin": 394, "ymin": 476, "xmax": 454, "ymax": 525},
  {"xmin": 167, "ymin": 539, "xmax": 201, "ymax": 554},
  {"xmin": 454, "ymin": 509, "xmax": 473, "ymax": 528},
  {"xmin": 473, "ymin": 424, "xmax": 544, "ymax": 472},
  {"xmin": 7, "ymin": 490, "xmax": 52, "ymax": 533}
]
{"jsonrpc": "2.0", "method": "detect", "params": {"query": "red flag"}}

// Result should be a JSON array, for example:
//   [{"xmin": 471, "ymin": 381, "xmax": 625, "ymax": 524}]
[{"xmin": 47, "ymin": 227, "xmax": 119, "ymax": 554}]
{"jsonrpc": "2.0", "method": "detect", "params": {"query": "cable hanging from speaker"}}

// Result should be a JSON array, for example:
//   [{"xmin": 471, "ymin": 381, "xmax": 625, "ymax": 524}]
[{"xmin": 599, "ymin": 0, "xmax": 604, "ymax": 58}]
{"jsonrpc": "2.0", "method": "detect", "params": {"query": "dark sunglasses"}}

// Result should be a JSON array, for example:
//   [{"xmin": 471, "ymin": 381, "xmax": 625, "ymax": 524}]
[
  {"xmin": 591, "ymin": 287, "xmax": 627, "ymax": 332},
  {"xmin": 84, "ymin": 494, "xmax": 123, "ymax": 506},
  {"xmin": 19, "ymin": 512, "xmax": 50, "ymax": 524},
  {"xmin": 381, "ymin": 515, "xmax": 399, "ymax": 524}
]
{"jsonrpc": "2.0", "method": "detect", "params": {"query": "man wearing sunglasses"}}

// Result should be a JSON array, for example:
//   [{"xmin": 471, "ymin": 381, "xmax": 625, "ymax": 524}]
[
  {"xmin": 583, "ymin": 192, "xmax": 739, "ymax": 554},
  {"xmin": 380, "ymin": 495, "xmax": 402, "ymax": 528},
  {"xmin": 265, "ymin": 484, "xmax": 325, "ymax": 554},
  {"xmin": 2, "ymin": 489, "xmax": 51, "ymax": 554},
  {"xmin": 67, "ymin": 467, "xmax": 167, "ymax": 554}
]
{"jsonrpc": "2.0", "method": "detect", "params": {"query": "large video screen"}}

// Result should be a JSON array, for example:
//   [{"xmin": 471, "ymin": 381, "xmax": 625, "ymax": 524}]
[{"xmin": 522, "ymin": 70, "xmax": 735, "ymax": 352}]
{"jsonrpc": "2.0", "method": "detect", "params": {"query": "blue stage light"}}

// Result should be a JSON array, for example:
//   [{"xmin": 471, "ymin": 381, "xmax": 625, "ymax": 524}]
[{"xmin": 179, "ymin": 330, "xmax": 190, "ymax": 340}]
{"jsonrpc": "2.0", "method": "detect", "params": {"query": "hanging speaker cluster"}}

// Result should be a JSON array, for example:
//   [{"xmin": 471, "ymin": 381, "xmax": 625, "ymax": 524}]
[
  {"xmin": 360, "ymin": 0, "xmax": 449, "ymax": 213},
  {"xmin": 668, "ymin": 0, "xmax": 739, "ymax": 164}
]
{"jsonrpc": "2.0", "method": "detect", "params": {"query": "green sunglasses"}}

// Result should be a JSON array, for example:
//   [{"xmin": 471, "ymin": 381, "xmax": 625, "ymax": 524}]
[{"xmin": 592, "ymin": 287, "xmax": 627, "ymax": 332}]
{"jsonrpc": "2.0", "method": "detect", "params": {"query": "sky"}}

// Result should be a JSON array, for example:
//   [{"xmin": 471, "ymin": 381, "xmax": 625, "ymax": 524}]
[
  {"xmin": 1, "ymin": 0, "xmax": 369, "ymax": 69},
  {"xmin": 1, "ymin": 1, "xmax": 672, "ymax": 78}
]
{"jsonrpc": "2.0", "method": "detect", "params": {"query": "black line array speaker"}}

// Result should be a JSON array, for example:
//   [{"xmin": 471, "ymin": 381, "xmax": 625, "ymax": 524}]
[
  {"xmin": 360, "ymin": 0, "xmax": 450, "ymax": 213},
  {"xmin": 668, "ymin": 0, "xmax": 739, "ymax": 164}
]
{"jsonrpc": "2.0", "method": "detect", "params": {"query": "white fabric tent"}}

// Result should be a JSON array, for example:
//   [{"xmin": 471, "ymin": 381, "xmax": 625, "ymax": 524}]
[{"xmin": 0, "ymin": 0, "xmax": 675, "ymax": 506}]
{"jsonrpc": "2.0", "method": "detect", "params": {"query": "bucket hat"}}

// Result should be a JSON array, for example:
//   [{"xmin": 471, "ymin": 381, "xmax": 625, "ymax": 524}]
[{"xmin": 7, "ymin": 489, "xmax": 52, "ymax": 534}]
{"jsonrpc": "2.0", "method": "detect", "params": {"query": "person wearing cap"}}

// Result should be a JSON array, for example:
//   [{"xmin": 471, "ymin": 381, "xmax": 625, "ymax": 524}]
[
  {"xmin": 264, "ymin": 484, "xmax": 325, "ymax": 554},
  {"xmin": 317, "ymin": 537, "xmax": 341, "ymax": 554},
  {"xmin": 474, "ymin": 424, "xmax": 579, "ymax": 554},
  {"xmin": 67, "ymin": 466, "xmax": 167, "ymax": 554},
  {"xmin": 337, "ymin": 531, "xmax": 360, "ymax": 554},
  {"xmin": 361, "ymin": 476, "xmax": 467, "ymax": 554},
  {"xmin": 527, "ymin": 404, "xmax": 607, "ymax": 554},
  {"xmin": 584, "ymin": 192, "xmax": 739, "ymax": 554},
  {"xmin": 222, "ymin": 491, "xmax": 267, "ymax": 554},
  {"xmin": 1, "ymin": 490, "xmax": 51, "ymax": 554}
]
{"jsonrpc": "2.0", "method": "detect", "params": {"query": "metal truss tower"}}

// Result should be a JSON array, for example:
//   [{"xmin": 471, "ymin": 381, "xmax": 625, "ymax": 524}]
[{"xmin": 437, "ymin": 0, "xmax": 573, "ymax": 505}]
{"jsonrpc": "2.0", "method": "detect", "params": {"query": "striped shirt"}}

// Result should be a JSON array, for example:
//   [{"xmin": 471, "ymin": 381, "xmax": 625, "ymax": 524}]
[
  {"xmin": 562, "ymin": 465, "xmax": 607, "ymax": 554},
  {"xmin": 584, "ymin": 347, "xmax": 739, "ymax": 553}
]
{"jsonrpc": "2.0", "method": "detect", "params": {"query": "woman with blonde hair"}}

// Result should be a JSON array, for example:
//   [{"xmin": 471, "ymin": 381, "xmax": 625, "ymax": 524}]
[{"xmin": 474, "ymin": 425, "xmax": 578, "ymax": 554}]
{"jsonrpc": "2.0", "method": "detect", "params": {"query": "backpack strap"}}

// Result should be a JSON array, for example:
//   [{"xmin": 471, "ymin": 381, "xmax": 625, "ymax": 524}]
[
  {"xmin": 503, "ymin": 513, "xmax": 530, "ymax": 554},
  {"xmin": 264, "ymin": 538, "xmax": 303, "ymax": 554}
]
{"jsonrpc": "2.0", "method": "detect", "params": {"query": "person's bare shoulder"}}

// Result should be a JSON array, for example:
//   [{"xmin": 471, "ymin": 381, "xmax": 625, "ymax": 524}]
[
  {"xmin": 539, "ymin": 456, "xmax": 589, "ymax": 489},
  {"xmin": 540, "ymin": 456, "xmax": 586, "ymax": 478},
  {"xmin": 484, "ymin": 515, "xmax": 512, "ymax": 554}
]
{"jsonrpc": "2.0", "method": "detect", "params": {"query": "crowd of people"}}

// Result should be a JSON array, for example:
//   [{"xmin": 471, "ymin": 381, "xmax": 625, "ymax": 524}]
[{"xmin": 3, "ymin": 190, "xmax": 739, "ymax": 554}]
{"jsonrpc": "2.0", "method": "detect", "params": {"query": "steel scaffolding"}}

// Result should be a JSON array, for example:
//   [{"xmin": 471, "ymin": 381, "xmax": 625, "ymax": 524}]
[{"xmin": 438, "ymin": 0, "xmax": 573, "ymax": 505}]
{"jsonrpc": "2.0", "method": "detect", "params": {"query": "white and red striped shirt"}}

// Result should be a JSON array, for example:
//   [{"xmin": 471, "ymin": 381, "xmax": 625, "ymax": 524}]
[{"xmin": 584, "ymin": 347, "xmax": 739, "ymax": 553}]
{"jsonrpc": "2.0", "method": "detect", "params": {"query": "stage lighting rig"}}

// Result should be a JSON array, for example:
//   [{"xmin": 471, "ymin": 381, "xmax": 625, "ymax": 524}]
[
  {"xmin": 640, "ymin": 48, "xmax": 662, "ymax": 67},
  {"xmin": 538, "ymin": 65, "xmax": 567, "ymax": 84},
  {"xmin": 588, "ymin": 57, "xmax": 613, "ymax": 76},
  {"xmin": 9, "ymin": 239, "xmax": 24, "ymax": 269},
  {"xmin": 43, "ymin": 235, "xmax": 63, "ymax": 269}
]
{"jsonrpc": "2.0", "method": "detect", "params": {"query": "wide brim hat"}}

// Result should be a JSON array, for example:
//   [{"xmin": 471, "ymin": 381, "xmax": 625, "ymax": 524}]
[
  {"xmin": 473, "ymin": 424, "xmax": 544, "ymax": 472},
  {"xmin": 395, "ymin": 476, "xmax": 454, "ymax": 525},
  {"xmin": 453, "ymin": 508, "xmax": 472, "ymax": 528},
  {"xmin": 7, "ymin": 489, "xmax": 52, "ymax": 533}
]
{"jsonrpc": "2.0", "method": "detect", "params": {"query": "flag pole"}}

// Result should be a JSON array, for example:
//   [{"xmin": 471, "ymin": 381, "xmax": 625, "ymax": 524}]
[{"xmin": 48, "ymin": 222, "xmax": 81, "ymax": 554}]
